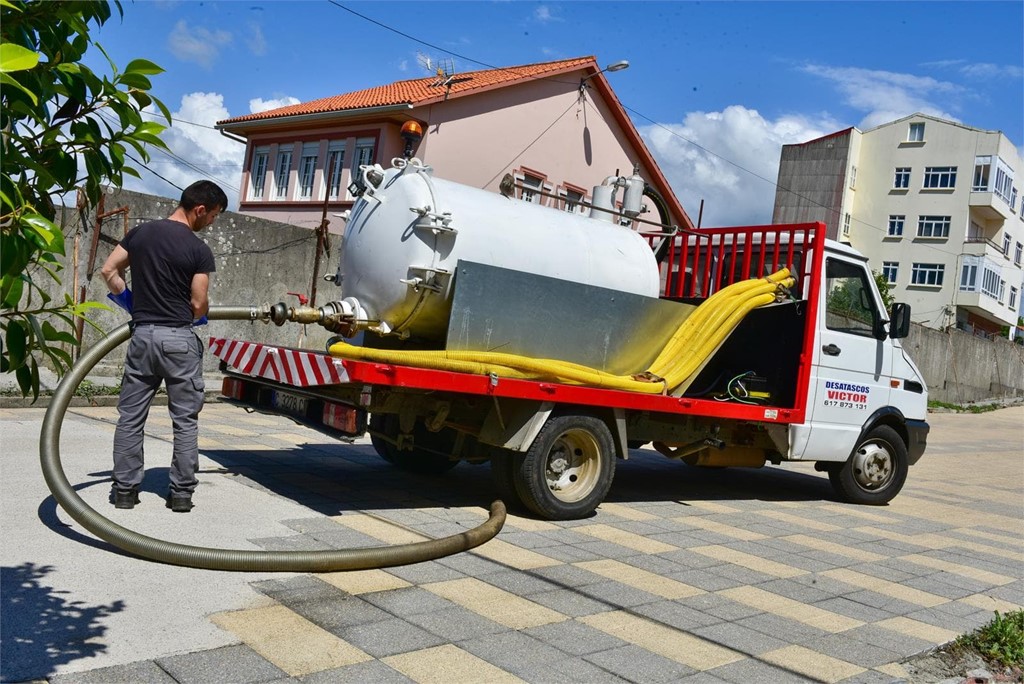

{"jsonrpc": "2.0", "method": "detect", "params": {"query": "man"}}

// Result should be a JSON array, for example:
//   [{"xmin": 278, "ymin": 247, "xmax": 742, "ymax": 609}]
[{"xmin": 100, "ymin": 180, "xmax": 226, "ymax": 512}]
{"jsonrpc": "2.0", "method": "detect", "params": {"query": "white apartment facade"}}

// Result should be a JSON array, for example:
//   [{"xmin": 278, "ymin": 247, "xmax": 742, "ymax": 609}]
[{"xmin": 773, "ymin": 114, "xmax": 1022, "ymax": 339}]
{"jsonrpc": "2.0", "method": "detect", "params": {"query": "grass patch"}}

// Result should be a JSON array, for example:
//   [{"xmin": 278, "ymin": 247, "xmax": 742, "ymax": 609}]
[
  {"xmin": 928, "ymin": 399, "xmax": 1002, "ymax": 413},
  {"xmin": 952, "ymin": 610, "xmax": 1024, "ymax": 671}
]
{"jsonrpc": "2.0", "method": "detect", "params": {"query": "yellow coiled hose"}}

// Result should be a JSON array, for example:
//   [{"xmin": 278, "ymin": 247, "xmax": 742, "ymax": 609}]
[{"xmin": 329, "ymin": 270, "xmax": 795, "ymax": 395}]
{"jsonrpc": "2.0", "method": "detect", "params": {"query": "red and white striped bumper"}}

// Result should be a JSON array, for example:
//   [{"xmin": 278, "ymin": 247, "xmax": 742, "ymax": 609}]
[{"xmin": 209, "ymin": 337, "xmax": 349, "ymax": 387}]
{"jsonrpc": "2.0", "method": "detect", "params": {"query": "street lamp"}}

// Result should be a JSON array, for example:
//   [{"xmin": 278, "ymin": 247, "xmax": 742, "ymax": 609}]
[{"xmin": 579, "ymin": 59, "xmax": 630, "ymax": 97}]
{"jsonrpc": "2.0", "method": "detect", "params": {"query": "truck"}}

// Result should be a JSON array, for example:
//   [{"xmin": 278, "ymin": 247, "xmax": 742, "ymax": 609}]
[{"xmin": 211, "ymin": 157, "xmax": 929, "ymax": 520}]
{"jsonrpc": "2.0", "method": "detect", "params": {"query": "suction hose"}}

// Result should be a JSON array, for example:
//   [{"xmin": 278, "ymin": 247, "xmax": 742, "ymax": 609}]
[{"xmin": 39, "ymin": 304, "xmax": 506, "ymax": 572}]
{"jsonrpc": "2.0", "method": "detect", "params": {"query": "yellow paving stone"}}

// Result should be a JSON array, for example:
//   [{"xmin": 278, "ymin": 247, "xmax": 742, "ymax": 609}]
[
  {"xmin": 955, "ymin": 527, "xmax": 1024, "ymax": 547},
  {"xmin": 211, "ymin": 605, "xmax": 371, "ymax": 676},
  {"xmin": 575, "ymin": 559, "xmax": 705, "ymax": 599},
  {"xmin": 888, "ymin": 496, "xmax": 1022, "ymax": 534},
  {"xmin": 574, "ymin": 524, "xmax": 677, "ymax": 554},
  {"xmin": 469, "ymin": 538, "xmax": 562, "ymax": 570},
  {"xmin": 680, "ymin": 500, "xmax": 742, "ymax": 514},
  {"xmin": 899, "ymin": 554, "xmax": 1016, "ymax": 586},
  {"xmin": 383, "ymin": 644, "xmax": 525, "ymax": 684},
  {"xmin": 597, "ymin": 502, "xmax": 659, "ymax": 520},
  {"xmin": 689, "ymin": 545, "xmax": 807, "ymax": 578},
  {"xmin": 772, "ymin": 500, "xmax": 805, "ymax": 508},
  {"xmin": 425, "ymin": 578, "xmax": 566, "ymax": 629},
  {"xmin": 761, "ymin": 645, "xmax": 864, "ymax": 683},
  {"xmin": 197, "ymin": 437, "xmax": 225, "ymax": 448},
  {"xmin": 818, "ymin": 503, "xmax": 896, "ymax": 524},
  {"xmin": 208, "ymin": 424, "xmax": 252, "ymax": 436},
  {"xmin": 875, "ymin": 617, "xmax": 960, "ymax": 644},
  {"xmin": 782, "ymin": 534, "xmax": 886, "ymax": 562},
  {"xmin": 959, "ymin": 594, "xmax": 1023, "ymax": 613},
  {"xmin": 822, "ymin": 569, "xmax": 948, "ymax": 607},
  {"xmin": 756, "ymin": 510, "xmax": 840, "ymax": 532},
  {"xmin": 914, "ymin": 480, "xmax": 1022, "ymax": 506},
  {"xmin": 581, "ymin": 611, "xmax": 744, "ymax": 670},
  {"xmin": 319, "ymin": 569, "xmax": 412, "ymax": 595},
  {"xmin": 331, "ymin": 514, "xmax": 431, "ymax": 545},
  {"xmin": 857, "ymin": 526, "xmax": 1024, "ymax": 563},
  {"xmin": 719, "ymin": 586, "xmax": 863, "ymax": 633},
  {"xmin": 673, "ymin": 515, "xmax": 767, "ymax": 541}
]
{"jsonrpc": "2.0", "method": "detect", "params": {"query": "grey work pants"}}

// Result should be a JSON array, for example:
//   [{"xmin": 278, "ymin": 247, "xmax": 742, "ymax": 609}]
[{"xmin": 112, "ymin": 325, "xmax": 205, "ymax": 494}]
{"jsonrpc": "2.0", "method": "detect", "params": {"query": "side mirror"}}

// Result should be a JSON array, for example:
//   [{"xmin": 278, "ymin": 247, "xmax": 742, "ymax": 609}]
[{"xmin": 889, "ymin": 302, "xmax": 911, "ymax": 339}]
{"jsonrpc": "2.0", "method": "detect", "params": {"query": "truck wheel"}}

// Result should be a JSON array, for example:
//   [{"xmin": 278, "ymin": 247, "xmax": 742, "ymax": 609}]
[
  {"xmin": 829, "ymin": 425, "xmax": 908, "ymax": 505},
  {"xmin": 516, "ymin": 415, "xmax": 615, "ymax": 520},
  {"xmin": 368, "ymin": 414, "xmax": 458, "ymax": 475},
  {"xmin": 490, "ymin": 448, "xmax": 524, "ymax": 509}
]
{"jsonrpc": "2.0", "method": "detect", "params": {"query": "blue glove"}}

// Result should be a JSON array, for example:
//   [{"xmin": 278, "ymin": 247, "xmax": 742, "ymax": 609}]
[
  {"xmin": 106, "ymin": 288, "xmax": 133, "ymax": 314},
  {"xmin": 192, "ymin": 316, "xmax": 208, "ymax": 327}
]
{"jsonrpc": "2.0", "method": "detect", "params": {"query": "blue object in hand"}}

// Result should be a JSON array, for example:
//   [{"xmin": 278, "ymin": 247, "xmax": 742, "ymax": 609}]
[
  {"xmin": 106, "ymin": 287, "xmax": 133, "ymax": 314},
  {"xmin": 192, "ymin": 316, "xmax": 208, "ymax": 327}
]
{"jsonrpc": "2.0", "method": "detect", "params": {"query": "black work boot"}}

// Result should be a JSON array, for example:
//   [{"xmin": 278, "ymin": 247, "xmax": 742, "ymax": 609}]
[
  {"xmin": 166, "ymin": 492, "xmax": 194, "ymax": 513},
  {"xmin": 113, "ymin": 487, "xmax": 140, "ymax": 509}
]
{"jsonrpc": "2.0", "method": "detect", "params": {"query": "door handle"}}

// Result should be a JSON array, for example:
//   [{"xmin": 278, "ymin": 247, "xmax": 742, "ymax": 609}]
[{"xmin": 822, "ymin": 343, "xmax": 841, "ymax": 356}]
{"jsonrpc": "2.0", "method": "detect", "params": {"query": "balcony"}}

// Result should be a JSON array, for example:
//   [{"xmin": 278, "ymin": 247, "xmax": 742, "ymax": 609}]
[
  {"xmin": 962, "ymin": 236, "xmax": 1004, "ymax": 258},
  {"xmin": 969, "ymin": 191, "xmax": 1011, "ymax": 221}
]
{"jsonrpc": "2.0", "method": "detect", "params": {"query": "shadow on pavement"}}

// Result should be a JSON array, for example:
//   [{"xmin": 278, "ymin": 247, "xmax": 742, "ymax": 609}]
[{"xmin": 0, "ymin": 563, "xmax": 125, "ymax": 683}]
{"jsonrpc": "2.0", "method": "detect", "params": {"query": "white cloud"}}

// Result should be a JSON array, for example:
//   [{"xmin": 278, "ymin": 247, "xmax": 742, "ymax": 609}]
[
  {"xmin": 167, "ymin": 20, "xmax": 233, "ymax": 69},
  {"xmin": 641, "ymin": 106, "xmax": 840, "ymax": 228},
  {"xmin": 398, "ymin": 59, "xmax": 408, "ymax": 72},
  {"xmin": 533, "ymin": 5, "xmax": 561, "ymax": 23},
  {"xmin": 801, "ymin": 64, "xmax": 961, "ymax": 129},
  {"xmin": 958, "ymin": 62, "xmax": 1024, "ymax": 80},
  {"xmin": 249, "ymin": 96, "xmax": 301, "ymax": 114},
  {"xmin": 246, "ymin": 21, "xmax": 267, "ymax": 56}
]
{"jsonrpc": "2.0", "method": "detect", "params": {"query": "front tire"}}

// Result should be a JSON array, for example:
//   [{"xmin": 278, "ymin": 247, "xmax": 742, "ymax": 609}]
[
  {"xmin": 516, "ymin": 414, "xmax": 615, "ymax": 520},
  {"xmin": 829, "ymin": 425, "xmax": 908, "ymax": 505}
]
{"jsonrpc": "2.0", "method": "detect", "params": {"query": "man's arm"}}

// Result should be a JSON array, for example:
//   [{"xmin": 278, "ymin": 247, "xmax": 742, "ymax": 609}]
[
  {"xmin": 100, "ymin": 245, "xmax": 130, "ymax": 295},
  {"xmin": 191, "ymin": 272, "xmax": 210, "ymax": 318}
]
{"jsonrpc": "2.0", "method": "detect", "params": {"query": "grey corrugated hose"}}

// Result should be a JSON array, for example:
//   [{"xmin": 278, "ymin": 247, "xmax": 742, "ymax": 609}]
[{"xmin": 39, "ymin": 305, "xmax": 506, "ymax": 572}]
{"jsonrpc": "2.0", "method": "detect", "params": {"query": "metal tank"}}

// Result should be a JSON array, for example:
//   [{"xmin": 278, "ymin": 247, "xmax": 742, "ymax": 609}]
[{"xmin": 327, "ymin": 159, "xmax": 661, "ymax": 341}]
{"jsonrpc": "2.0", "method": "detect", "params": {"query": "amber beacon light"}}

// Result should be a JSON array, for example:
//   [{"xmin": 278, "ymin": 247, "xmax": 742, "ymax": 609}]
[{"xmin": 401, "ymin": 120, "xmax": 424, "ymax": 158}]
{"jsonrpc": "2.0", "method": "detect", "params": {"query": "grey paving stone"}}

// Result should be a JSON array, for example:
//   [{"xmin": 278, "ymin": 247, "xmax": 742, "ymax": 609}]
[
  {"xmin": 659, "ymin": 550, "xmax": 730, "ymax": 569},
  {"xmin": 435, "ymin": 552, "xmax": 510, "ymax": 576},
  {"xmin": 667, "ymin": 568, "xmax": 747, "ymax": 591},
  {"xmin": 677, "ymin": 593, "xmax": 763, "ymax": 621},
  {"xmin": 715, "ymin": 563, "xmax": 787, "ymax": 585},
  {"xmin": 528, "ymin": 587, "xmax": 617, "ymax": 617},
  {"xmin": 360, "ymin": 586, "xmax": 458, "ymax": 616},
  {"xmin": 693, "ymin": 621, "xmax": 789, "ymax": 655},
  {"xmin": 633, "ymin": 600, "xmax": 725, "ymax": 630},
  {"xmin": 805, "ymin": 633, "xmax": 901, "ymax": 668},
  {"xmin": 481, "ymin": 569, "xmax": 562, "ymax": 596},
  {"xmin": 495, "ymin": 530, "xmax": 567, "ymax": 549},
  {"xmin": 985, "ymin": 581, "xmax": 1024, "ymax": 603},
  {"xmin": 620, "ymin": 553, "xmax": 690, "ymax": 576},
  {"xmin": 735, "ymin": 613, "xmax": 830, "ymax": 643},
  {"xmin": 156, "ymin": 644, "xmax": 289, "ymax": 683},
  {"xmin": 513, "ymin": 656, "xmax": 630, "ymax": 683},
  {"xmin": 841, "ymin": 590, "xmax": 926, "ymax": 616},
  {"xmin": 901, "ymin": 573, "xmax": 981, "ymax": 599},
  {"xmin": 334, "ymin": 616, "xmax": 446, "ymax": 658},
  {"xmin": 402, "ymin": 606, "xmax": 508, "ymax": 641},
  {"xmin": 812, "ymin": 596, "xmax": 897, "ymax": 623},
  {"xmin": 646, "ymin": 531, "xmax": 720, "ymax": 548},
  {"xmin": 837, "ymin": 668, "xmax": 906, "ymax": 684},
  {"xmin": 298, "ymin": 658, "xmax": 414, "ymax": 683},
  {"xmin": 576, "ymin": 540, "xmax": 649, "ymax": 559},
  {"xmin": 382, "ymin": 559, "xmax": 466, "ymax": 584},
  {"xmin": 530, "ymin": 543, "xmax": 606, "ymax": 563},
  {"xmin": 673, "ymin": 672, "xmax": 735, "ymax": 684},
  {"xmin": 847, "ymin": 623, "xmax": 936, "ymax": 658},
  {"xmin": 457, "ymin": 630, "xmax": 566, "ymax": 676},
  {"xmin": 756, "ymin": 577, "xmax": 838, "ymax": 603},
  {"xmin": 846, "ymin": 562, "xmax": 922, "ymax": 583},
  {"xmin": 524, "ymin": 619, "xmax": 629, "ymax": 656},
  {"xmin": 708, "ymin": 656, "xmax": 817, "ymax": 683},
  {"xmin": 584, "ymin": 644, "xmax": 696, "ymax": 683},
  {"xmin": 50, "ymin": 660, "xmax": 178, "ymax": 684},
  {"xmin": 578, "ymin": 580, "xmax": 665, "ymax": 608},
  {"xmin": 531, "ymin": 563, "xmax": 609, "ymax": 587}
]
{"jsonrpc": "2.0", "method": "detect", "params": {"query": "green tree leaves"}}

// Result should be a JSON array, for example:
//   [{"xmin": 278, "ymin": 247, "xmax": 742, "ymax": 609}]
[{"xmin": 1, "ymin": 0, "xmax": 170, "ymax": 399}]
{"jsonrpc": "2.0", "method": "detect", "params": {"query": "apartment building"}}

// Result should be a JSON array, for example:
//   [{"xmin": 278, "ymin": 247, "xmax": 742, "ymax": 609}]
[
  {"xmin": 216, "ymin": 57, "xmax": 692, "ymax": 234},
  {"xmin": 773, "ymin": 113, "xmax": 1022, "ymax": 339}
]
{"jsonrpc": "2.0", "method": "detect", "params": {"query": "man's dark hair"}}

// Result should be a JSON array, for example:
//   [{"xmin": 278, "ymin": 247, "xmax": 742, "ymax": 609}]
[{"xmin": 179, "ymin": 180, "xmax": 228, "ymax": 212}]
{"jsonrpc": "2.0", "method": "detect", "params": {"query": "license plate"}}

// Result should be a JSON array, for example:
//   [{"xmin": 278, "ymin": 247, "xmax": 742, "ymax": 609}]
[{"xmin": 271, "ymin": 390, "xmax": 309, "ymax": 417}]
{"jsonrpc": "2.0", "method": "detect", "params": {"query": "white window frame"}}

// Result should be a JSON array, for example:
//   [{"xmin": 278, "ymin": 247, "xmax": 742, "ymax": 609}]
[
  {"xmin": 849, "ymin": 165, "xmax": 857, "ymax": 189},
  {"xmin": 296, "ymin": 142, "xmax": 319, "ymax": 200},
  {"xmin": 993, "ymin": 159, "xmax": 1014, "ymax": 204},
  {"xmin": 923, "ymin": 166, "xmax": 957, "ymax": 189},
  {"xmin": 1010, "ymin": 286, "xmax": 1019, "ymax": 311},
  {"xmin": 887, "ymin": 215, "xmax": 904, "ymax": 237},
  {"xmin": 1014, "ymin": 242, "xmax": 1022, "ymax": 267},
  {"xmin": 908, "ymin": 122, "xmax": 925, "ymax": 142},
  {"xmin": 842, "ymin": 213, "xmax": 851, "ymax": 238},
  {"xmin": 911, "ymin": 263, "xmax": 944, "ymax": 286},
  {"xmin": 248, "ymin": 145, "xmax": 269, "ymax": 201},
  {"xmin": 274, "ymin": 148, "xmax": 292, "ymax": 199},
  {"xmin": 1002, "ymin": 233, "xmax": 1012, "ymax": 257},
  {"xmin": 917, "ymin": 215, "xmax": 951, "ymax": 239},
  {"xmin": 559, "ymin": 186, "xmax": 586, "ymax": 214},
  {"xmin": 980, "ymin": 266, "xmax": 1001, "ymax": 299},
  {"xmin": 973, "ymin": 156, "xmax": 992, "ymax": 191},
  {"xmin": 882, "ymin": 261, "xmax": 899, "ymax": 284},
  {"xmin": 324, "ymin": 140, "xmax": 346, "ymax": 200},
  {"xmin": 894, "ymin": 167, "xmax": 911, "ymax": 189},
  {"xmin": 960, "ymin": 259, "xmax": 978, "ymax": 292}
]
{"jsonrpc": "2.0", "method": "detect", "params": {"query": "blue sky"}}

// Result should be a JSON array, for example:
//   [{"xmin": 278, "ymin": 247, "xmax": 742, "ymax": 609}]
[{"xmin": 85, "ymin": 0, "xmax": 1024, "ymax": 226}]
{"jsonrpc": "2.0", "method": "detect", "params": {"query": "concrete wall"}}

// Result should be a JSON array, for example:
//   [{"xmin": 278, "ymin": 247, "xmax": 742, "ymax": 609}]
[
  {"xmin": 53, "ymin": 188, "xmax": 335, "ymax": 376},
  {"xmin": 48, "ymin": 188, "xmax": 1024, "ymax": 402}
]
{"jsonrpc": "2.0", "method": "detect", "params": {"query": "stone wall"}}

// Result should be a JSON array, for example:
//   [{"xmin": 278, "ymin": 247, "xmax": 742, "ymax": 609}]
[{"xmin": 48, "ymin": 188, "xmax": 1024, "ymax": 403}]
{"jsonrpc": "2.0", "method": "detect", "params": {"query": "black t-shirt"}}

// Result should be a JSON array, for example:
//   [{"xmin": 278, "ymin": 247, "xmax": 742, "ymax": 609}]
[{"xmin": 120, "ymin": 218, "xmax": 216, "ymax": 326}]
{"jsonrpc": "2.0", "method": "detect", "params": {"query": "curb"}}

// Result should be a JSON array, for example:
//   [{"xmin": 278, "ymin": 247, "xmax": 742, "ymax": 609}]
[{"xmin": 0, "ymin": 391, "xmax": 225, "ymax": 410}]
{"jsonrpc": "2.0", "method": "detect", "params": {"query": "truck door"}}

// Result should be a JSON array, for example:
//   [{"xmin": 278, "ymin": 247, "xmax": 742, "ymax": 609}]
[{"xmin": 796, "ymin": 256, "xmax": 893, "ymax": 460}]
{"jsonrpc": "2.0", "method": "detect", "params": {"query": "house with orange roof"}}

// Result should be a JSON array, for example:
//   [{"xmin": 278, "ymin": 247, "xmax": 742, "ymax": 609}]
[{"xmin": 216, "ymin": 56, "xmax": 693, "ymax": 234}]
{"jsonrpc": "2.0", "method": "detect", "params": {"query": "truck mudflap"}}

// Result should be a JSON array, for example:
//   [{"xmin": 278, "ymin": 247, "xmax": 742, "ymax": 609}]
[{"xmin": 905, "ymin": 418, "xmax": 929, "ymax": 465}]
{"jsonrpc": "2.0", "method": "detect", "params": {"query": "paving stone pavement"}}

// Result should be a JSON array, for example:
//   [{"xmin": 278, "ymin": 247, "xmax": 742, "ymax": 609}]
[{"xmin": 3, "ymin": 402, "xmax": 1021, "ymax": 684}]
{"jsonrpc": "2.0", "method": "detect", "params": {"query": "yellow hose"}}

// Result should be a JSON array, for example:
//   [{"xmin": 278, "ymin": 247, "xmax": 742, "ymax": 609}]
[{"xmin": 329, "ymin": 270, "xmax": 794, "ymax": 395}]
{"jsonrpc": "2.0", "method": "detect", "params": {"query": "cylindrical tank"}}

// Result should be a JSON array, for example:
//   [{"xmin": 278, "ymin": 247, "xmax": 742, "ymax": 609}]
[{"xmin": 334, "ymin": 160, "xmax": 660, "ymax": 341}]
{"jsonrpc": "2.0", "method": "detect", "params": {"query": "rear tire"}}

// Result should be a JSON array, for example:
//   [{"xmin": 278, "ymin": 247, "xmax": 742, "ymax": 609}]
[
  {"xmin": 516, "ymin": 414, "xmax": 615, "ymax": 520},
  {"xmin": 368, "ymin": 413, "xmax": 459, "ymax": 475},
  {"xmin": 830, "ymin": 425, "xmax": 908, "ymax": 505},
  {"xmin": 490, "ymin": 448, "xmax": 525, "ymax": 510}
]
